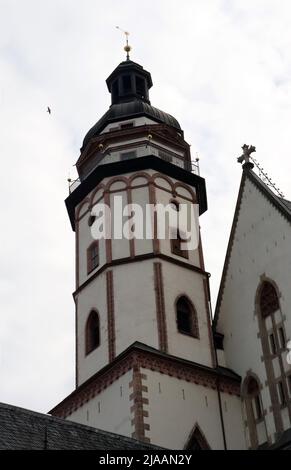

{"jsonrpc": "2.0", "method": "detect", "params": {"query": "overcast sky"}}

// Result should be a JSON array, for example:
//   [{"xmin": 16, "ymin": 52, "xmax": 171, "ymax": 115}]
[{"xmin": 1, "ymin": 0, "xmax": 291, "ymax": 414}]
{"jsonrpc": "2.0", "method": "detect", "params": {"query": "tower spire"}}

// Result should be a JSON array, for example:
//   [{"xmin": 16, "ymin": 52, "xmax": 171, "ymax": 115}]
[{"xmin": 116, "ymin": 26, "xmax": 131, "ymax": 60}]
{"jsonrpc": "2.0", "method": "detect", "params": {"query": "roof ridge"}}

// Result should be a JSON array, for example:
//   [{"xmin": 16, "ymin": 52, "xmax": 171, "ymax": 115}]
[{"xmin": 247, "ymin": 169, "xmax": 291, "ymax": 220}]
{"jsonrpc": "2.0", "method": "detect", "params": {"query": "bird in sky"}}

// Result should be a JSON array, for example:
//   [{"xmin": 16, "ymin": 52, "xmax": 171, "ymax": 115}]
[{"xmin": 47, "ymin": 106, "xmax": 51, "ymax": 114}]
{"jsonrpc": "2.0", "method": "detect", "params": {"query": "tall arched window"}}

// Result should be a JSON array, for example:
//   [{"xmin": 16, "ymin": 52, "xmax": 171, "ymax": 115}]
[
  {"xmin": 246, "ymin": 377, "xmax": 263, "ymax": 420},
  {"xmin": 257, "ymin": 280, "xmax": 290, "ymax": 434},
  {"xmin": 170, "ymin": 230, "xmax": 189, "ymax": 259},
  {"xmin": 85, "ymin": 311, "xmax": 100, "ymax": 355},
  {"xmin": 176, "ymin": 296, "xmax": 199, "ymax": 338},
  {"xmin": 242, "ymin": 375, "xmax": 266, "ymax": 449},
  {"xmin": 260, "ymin": 282, "xmax": 280, "ymax": 318}
]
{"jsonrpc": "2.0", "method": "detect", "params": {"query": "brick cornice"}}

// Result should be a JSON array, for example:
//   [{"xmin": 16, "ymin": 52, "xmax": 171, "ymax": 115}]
[
  {"xmin": 50, "ymin": 343, "xmax": 241, "ymax": 419},
  {"xmin": 73, "ymin": 252, "xmax": 210, "ymax": 299}
]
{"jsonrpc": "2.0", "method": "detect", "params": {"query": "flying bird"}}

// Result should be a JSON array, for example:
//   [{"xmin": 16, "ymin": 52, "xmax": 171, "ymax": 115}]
[{"xmin": 47, "ymin": 106, "xmax": 51, "ymax": 114}]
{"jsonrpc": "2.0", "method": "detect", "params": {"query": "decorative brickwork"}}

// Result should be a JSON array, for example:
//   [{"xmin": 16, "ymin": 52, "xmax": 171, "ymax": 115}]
[
  {"xmin": 153, "ymin": 263, "xmax": 168, "ymax": 352},
  {"xmin": 129, "ymin": 367, "xmax": 150, "ymax": 443},
  {"xmin": 106, "ymin": 270, "xmax": 116, "ymax": 362}
]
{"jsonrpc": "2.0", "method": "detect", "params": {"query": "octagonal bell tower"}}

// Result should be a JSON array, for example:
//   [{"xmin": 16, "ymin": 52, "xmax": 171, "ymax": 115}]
[{"xmin": 50, "ymin": 51, "xmax": 244, "ymax": 450}]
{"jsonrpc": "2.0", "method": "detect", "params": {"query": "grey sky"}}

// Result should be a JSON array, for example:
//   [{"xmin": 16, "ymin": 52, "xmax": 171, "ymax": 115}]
[{"xmin": 1, "ymin": 0, "xmax": 290, "ymax": 413}]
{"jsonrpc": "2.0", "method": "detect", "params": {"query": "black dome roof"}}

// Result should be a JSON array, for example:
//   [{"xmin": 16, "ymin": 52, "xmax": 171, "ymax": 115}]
[
  {"xmin": 82, "ymin": 60, "xmax": 182, "ymax": 149},
  {"xmin": 82, "ymin": 100, "xmax": 181, "ymax": 149}
]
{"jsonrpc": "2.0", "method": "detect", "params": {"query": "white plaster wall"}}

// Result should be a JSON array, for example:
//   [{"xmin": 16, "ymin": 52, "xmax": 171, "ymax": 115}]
[
  {"xmin": 161, "ymin": 259, "xmax": 212, "ymax": 367},
  {"xmin": 143, "ymin": 368, "xmax": 225, "ymax": 449},
  {"xmin": 66, "ymin": 370, "xmax": 133, "ymax": 437},
  {"xmin": 76, "ymin": 271, "xmax": 108, "ymax": 386},
  {"xmin": 77, "ymin": 256, "xmax": 213, "ymax": 384},
  {"xmin": 76, "ymin": 259, "xmax": 158, "ymax": 386},
  {"xmin": 101, "ymin": 117, "xmax": 158, "ymax": 134},
  {"xmin": 220, "ymin": 392, "xmax": 247, "ymax": 449},
  {"xmin": 113, "ymin": 260, "xmax": 159, "ymax": 355},
  {"xmin": 217, "ymin": 176, "xmax": 291, "ymax": 439},
  {"xmin": 217, "ymin": 349, "xmax": 227, "ymax": 367}
]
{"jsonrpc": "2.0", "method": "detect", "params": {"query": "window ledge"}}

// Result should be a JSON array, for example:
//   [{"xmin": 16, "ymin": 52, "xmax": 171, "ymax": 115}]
[
  {"xmin": 87, "ymin": 264, "xmax": 99, "ymax": 275},
  {"xmin": 85, "ymin": 346, "xmax": 100, "ymax": 357},
  {"xmin": 177, "ymin": 329, "xmax": 199, "ymax": 339}
]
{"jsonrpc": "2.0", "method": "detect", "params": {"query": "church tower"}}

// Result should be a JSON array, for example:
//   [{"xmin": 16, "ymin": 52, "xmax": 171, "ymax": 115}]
[{"xmin": 50, "ymin": 50, "xmax": 245, "ymax": 450}]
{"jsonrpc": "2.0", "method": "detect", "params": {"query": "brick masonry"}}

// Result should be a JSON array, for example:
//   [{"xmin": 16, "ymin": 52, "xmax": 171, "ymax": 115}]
[{"xmin": 129, "ymin": 366, "xmax": 150, "ymax": 443}]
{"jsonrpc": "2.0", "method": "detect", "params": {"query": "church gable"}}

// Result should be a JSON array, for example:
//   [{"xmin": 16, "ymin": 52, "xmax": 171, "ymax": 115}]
[
  {"xmin": 214, "ymin": 167, "xmax": 291, "ymax": 334},
  {"xmin": 214, "ymin": 165, "xmax": 291, "ymax": 448}
]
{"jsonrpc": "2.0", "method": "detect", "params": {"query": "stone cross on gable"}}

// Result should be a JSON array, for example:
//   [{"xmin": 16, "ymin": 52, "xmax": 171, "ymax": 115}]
[{"xmin": 237, "ymin": 144, "xmax": 256, "ymax": 164}]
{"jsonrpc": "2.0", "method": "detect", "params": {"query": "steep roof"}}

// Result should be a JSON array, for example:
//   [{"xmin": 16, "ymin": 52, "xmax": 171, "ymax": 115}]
[
  {"xmin": 0, "ymin": 402, "xmax": 161, "ymax": 450},
  {"xmin": 213, "ymin": 163, "xmax": 291, "ymax": 330}
]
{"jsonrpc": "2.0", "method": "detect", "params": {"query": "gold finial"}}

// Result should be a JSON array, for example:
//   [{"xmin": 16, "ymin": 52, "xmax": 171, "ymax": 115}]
[{"xmin": 116, "ymin": 26, "xmax": 131, "ymax": 60}]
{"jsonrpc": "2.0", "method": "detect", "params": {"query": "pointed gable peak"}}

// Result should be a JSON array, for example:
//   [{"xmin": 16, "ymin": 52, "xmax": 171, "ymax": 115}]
[{"xmin": 213, "ymin": 166, "xmax": 290, "ymax": 330}]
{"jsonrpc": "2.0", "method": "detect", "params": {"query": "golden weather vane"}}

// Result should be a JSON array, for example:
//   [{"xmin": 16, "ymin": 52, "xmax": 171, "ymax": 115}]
[{"xmin": 116, "ymin": 26, "xmax": 132, "ymax": 60}]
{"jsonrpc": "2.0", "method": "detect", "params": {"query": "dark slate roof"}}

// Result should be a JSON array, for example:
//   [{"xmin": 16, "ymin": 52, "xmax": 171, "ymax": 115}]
[
  {"xmin": 0, "ymin": 402, "xmax": 161, "ymax": 450},
  {"xmin": 82, "ymin": 100, "xmax": 181, "ymax": 149}
]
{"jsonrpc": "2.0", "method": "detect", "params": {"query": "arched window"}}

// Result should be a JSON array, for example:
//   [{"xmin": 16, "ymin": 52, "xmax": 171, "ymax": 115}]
[
  {"xmin": 87, "ymin": 241, "xmax": 99, "ymax": 274},
  {"xmin": 242, "ymin": 375, "xmax": 266, "ymax": 449},
  {"xmin": 176, "ymin": 296, "xmax": 199, "ymax": 338},
  {"xmin": 169, "ymin": 199, "xmax": 189, "ymax": 259},
  {"xmin": 247, "ymin": 377, "xmax": 263, "ymax": 420},
  {"xmin": 256, "ymin": 280, "xmax": 289, "ymax": 431},
  {"xmin": 171, "ymin": 230, "xmax": 189, "ymax": 259},
  {"xmin": 85, "ymin": 311, "xmax": 100, "ymax": 355},
  {"xmin": 260, "ymin": 282, "xmax": 280, "ymax": 318}
]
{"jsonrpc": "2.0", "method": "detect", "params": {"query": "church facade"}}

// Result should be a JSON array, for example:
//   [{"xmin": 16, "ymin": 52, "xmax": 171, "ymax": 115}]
[
  {"xmin": 214, "ymin": 161, "xmax": 291, "ymax": 449},
  {"xmin": 49, "ymin": 55, "xmax": 291, "ymax": 450}
]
